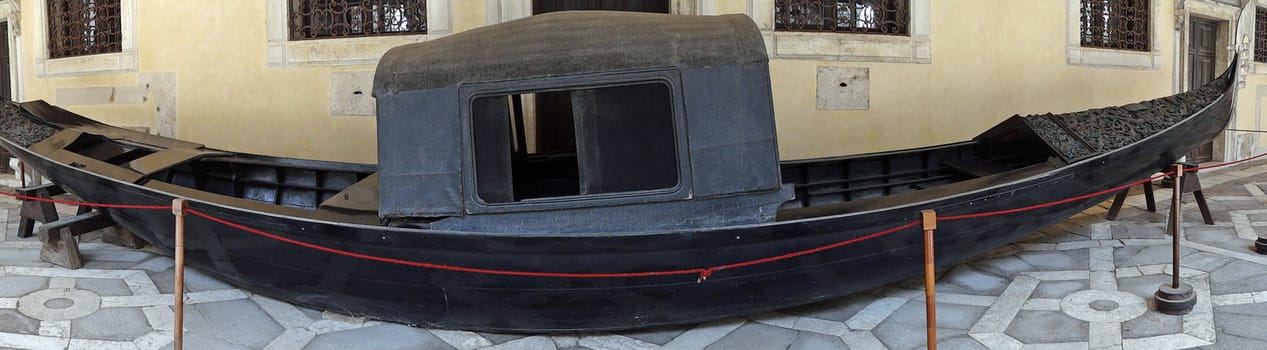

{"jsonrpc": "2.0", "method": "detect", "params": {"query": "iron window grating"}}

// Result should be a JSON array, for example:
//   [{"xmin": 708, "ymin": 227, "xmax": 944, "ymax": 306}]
[
  {"xmin": 289, "ymin": 0, "xmax": 427, "ymax": 41},
  {"xmin": 1079, "ymin": 0, "xmax": 1150, "ymax": 52},
  {"xmin": 46, "ymin": 0, "xmax": 122, "ymax": 59},
  {"xmin": 1256, "ymin": 7, "xmax": 1267, "ymax": 63},
  {"xmin": 774, "ymin": 0, "xmax": 910, "ymax": 36}
]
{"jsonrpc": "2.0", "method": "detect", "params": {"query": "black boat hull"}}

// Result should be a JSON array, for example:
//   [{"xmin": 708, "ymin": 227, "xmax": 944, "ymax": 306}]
[{"xmin": 0, "ymin": 79, "xmax": 1232, "ymax": 332}]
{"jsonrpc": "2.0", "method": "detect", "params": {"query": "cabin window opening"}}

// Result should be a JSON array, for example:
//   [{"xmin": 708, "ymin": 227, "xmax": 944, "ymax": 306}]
[
  {"xmin": 774, "ymin": 0, "xmax": 910, "ymax": 36},
  {"xmin": 46, "ymin": 0, "xmax": 123, "ymax": 59},
  {"xmin": 1256, "ymin": 7, "xmax": 1267, "ymax": 63},
  {"xmin": 472, "ymin": 82, "xmax": 679, "ymax": 203},
  {"xmin": 1078, "ymin": 0, "xmax": 1150, "ymax": 52},
  {"xmin": 289, "ymin": 0, "xmax": 427, "ymax": 40}
]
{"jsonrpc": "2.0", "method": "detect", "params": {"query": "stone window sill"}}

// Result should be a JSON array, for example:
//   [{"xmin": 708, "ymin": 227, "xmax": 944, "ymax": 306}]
[
  {"xmin": 266, "ymin": 35, "xmax": 444, "ymax": 67},
  {"xmin": 769, "ymin": 32, "xmax": 931, "ymax": 64},
  {"xmin": 1066, "ymin": 47, "xmax": 1162, "ymax": 71},
  {"xmin": 39, "ymin": 51, "xmax": 138, "ymax": 77}
]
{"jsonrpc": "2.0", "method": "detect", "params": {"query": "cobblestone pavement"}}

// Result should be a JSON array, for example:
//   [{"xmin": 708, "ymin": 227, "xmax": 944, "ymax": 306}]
[{"xmin": 3, "ymin": 162, "xmax": 1267, "ymax": 350}]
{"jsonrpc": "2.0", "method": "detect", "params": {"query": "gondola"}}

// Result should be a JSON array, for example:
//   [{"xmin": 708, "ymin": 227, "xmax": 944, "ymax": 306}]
[{"xmin": 0, "ymin": 11, "xmax": 1236, "ymax": 332}]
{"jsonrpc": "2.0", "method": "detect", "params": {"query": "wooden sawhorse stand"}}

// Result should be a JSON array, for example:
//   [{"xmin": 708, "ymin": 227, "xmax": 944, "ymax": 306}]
[
  {"xmin": 1106, "ymin": 163, "xmax": 1214, "ymax": 225},
  {"xmin": 16, "ymin": 183, "xmax": 147, "ymax": 269}
]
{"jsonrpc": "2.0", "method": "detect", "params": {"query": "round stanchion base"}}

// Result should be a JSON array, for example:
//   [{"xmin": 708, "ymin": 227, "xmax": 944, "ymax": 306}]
[
  {"xmin": 1154, "ymin": 283, "xmax": 1196, "ymax": 315},
  {"xmin": 1256, "ymin": 238, "xmax": 1267, "ymax": 255}
]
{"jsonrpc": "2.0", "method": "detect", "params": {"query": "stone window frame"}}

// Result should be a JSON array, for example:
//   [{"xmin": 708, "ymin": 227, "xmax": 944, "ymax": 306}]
[
  {"xmin": 266, "ymin": 0, "xmax": 451, "ymax": 67},
  {"xmin": 1065, "ymin": 0, "xmax": 1163, "ymax": 70},
  {"xmin": 0, "ymin": 1, "xmax": 21, "ymax": 100},
  {"xmin": 1253, "ymin": 0, "xmax": 1267, "ymax": 74},
  {"xmin": 287, "ymin": 0, "xmax": 429, "ymax": 41},
  {"xmin": 748, "ymin": 0, "xmax": 930, "ymax": 64},
  {"xmin": 1254, "ymin": 6, "xmax": 1267, "ymax": 63},
  {"xmin": 484, "ymin": 0, "xmax": 716, "ymax": 25},
  {"xmin": 31, "ymin": 0, "xmax": 137, "ymax": 77}
]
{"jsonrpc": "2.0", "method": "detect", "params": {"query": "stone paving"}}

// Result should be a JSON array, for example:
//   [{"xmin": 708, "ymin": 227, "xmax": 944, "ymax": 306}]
[{"xmin": 2, "ymin": 162, "xmax": 1267, "ymax": 349}]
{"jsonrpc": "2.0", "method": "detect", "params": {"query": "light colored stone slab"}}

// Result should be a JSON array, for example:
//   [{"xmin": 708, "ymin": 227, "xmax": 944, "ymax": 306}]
[
  {"xmin": 264, "ymin": 328, "xmax": 316, "ymax": 350},
  {"xmin": 1090, "ymin": 271, "xmax": 1117, "ymax": 291},
  {"xmin": 1056, "ymin": 241, "xmax": 1102, "ymax": 250},
  {"xmin": 815, "ymin": 66, "xmax": 869, "ymax": 110},
  {"xmin": 932, "ymin": 292, "xmax": 997, "ymax": 307},
  {"xmin": 1089, "ymin": 247, "xmax": 1114, "ymax": 272},
  {"xmin": 970, "ymin": 332, "xmax": 1022, "ymax": 350},
  {"xmin": 4, "ymin": 266, "xmax": 135, "ymax": 279},
  {"xmin": 1122, "ymin": 333, "xmax": 1212, "ymax": 350},
  {"xmin": 748, "ymin": 312, "xmax": 798, "ymax": 328},
  {"xmin": 1186, "ymin": 240, "xmax": 1267, "ymax": 266},
  {"xmin": 1023, "ymin": 342, "xmax": 1089, "ymax": 349},
  {"xmin": 1021, "ymin": 298, "xmax": 1062, "ymax": 311},
  {"xmin": 970, "ymin": 275, "xmax": 1038, "ymax": 334},
  {"xmin": 0, "ymin": 332, "xmax": 70, "ymax": 350},
  {"xmin": 68, "ymin": 339, "xmax": 140, "ymax": 350},
  {"xmin": 38, "ymin": 320, "xmax": 69, "ymax": 337},
  {"xmin": 184, "ymin": 289, "xmax": 248, "ymax": 304},
  {"xmin": 0, "ymin": 297, "xmax": 16, "ymax": 308},
  {"xmin": 791, "ymin": 317, "xmax": 848, "ymax": 336},
  {"xmin": 1120, "ymin": 239, "xmax": 1169, "ymax": 246},
  {"xmin": 252, "ymin": 294, "xmax": 312, "ymax": 329},
  {"xmin": 141, "ymin": 305, "xmax": 174, "ymax": 331},
  {"xmin": 101, "ymin": 295, "xmax": 170, "ymax": 308},
  {"xmin": 1024, "ymin": 271, "xmax": 1089, "ymax": 281},
  {"xmin": 48, "ymin": 277, "xmax": 75, "ymax": 289},
  {"xmin": 844, "ymin": 297, "xmax": 906, "ymax": 331},
  {"xmin": 306, "ymin": 319, "xmax": 365, "ymax": 335},
  {"xmin": 56, "ymin": 87, "xmax": 115, "ymax": 106},
  {"xmin": 552, "ymin": 335, "xmax": 579, "ymax": 349},
  {"xmin": 1116, "ymin": 266, "xmax": 1142, "ymax": 278},
  {"xmin": 659, "ymin": 318, "xmax": 744, "ymax": 350},
  {"xmin": 577, "ymin": 334, "xmax": 656, "ymax": 350},
  {"xmin": 488, "ymin": 336, "xmax": 557, "ymax": 350},
  {"xmin": 1019, "ymin": 243, "xmax": 1058, "ymax": 251},
  {"xmin": 838, "ymin": 330, "xmax": 885, "ymax": 350},
  {"xmin": 123, "ymin": 272, "xmax": 161, "ymax": 296},
  {"xmin": 330, "ymin": 71, "xmax": 377, "ymax": 116},
  {"xmin": 130, "ymin": 331, "xmax": 173, "ymax": 350},
  {"xmin": 1090, "ymin": 223, "xmax": 1112, "ymax": 240},
  {"xmin": 431, "ymin": 329, "xmax": 494, "ymax": 350},
  {"xmin": 1088, "ymin": 321, "xmax": 1121, "ymax": 350},
  {"xmin": 1185, "ymin": 277, "xmax": 1216, "ymax": 342}
]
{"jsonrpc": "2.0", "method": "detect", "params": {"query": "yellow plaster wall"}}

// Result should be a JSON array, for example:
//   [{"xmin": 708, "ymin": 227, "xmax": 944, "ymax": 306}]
[
  {"xmin": 15, "ymin": 1, "xmax": 1224, "ymax": 163},
  {"xmin": 16, "ymin": 0, "xmax": 487, "ymax": 164},
  {"xmin": 729, "ymin": 0, "xmax": 1178, "ymax": 160}
]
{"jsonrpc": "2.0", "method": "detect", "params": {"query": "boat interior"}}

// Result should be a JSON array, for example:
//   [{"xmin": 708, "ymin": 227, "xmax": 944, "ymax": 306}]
[{"xmin": 47, "ymin": 116, "xmax": 1053, "ymax": 222}]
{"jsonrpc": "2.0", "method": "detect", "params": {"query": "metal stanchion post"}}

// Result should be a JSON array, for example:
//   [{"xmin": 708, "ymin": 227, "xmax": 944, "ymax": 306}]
[
  {"xmin": 921, "ymin": 209, "xmax": 938, "ymax": 350},
  {"xmin": 1155, "ymin": 164, "xmax": 1195, "ymax": 315},
  {"xmin": 172, "ymin": 198, "xmax": 187, "ymax": 350}
]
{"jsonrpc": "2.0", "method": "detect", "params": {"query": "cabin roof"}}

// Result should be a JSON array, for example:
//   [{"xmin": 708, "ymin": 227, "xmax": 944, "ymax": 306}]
[{"xmin": 372, "ymin": 11, "xmax": 767, "ymax": 95}]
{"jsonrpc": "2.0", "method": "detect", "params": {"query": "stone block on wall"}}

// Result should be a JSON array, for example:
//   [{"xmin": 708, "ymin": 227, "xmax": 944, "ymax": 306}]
[
  {"xmin": 330, "ymin": 71, "xmax": 376, "ymax": 117},
  {"xmin": 816, "ymin": 66, "xmax": 870, "ymax": 111}
]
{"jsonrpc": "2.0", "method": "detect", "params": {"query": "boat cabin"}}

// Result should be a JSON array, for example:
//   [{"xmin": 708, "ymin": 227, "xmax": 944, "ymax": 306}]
[{"xmin": 373, "ymin": 12, "xmax": 793, "ymax": 232}]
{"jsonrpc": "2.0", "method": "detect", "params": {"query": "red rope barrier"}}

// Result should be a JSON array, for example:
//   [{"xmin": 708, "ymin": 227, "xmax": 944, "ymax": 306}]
[
  {"xmin": 0, "ymin": 152, "xmax": 1264, "ymax": 281},
  {"xmin": 940, "ymin": 172, "xmax": 1171, "ymax": 221},
  {"xmin": 0, "ymin": 190, "xmax": 172, "ymax": 210}
]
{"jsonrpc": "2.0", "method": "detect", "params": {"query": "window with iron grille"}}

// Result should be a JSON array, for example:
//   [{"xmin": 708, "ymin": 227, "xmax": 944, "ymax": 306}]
[
  {"xmin": 1256, "ymin": 7, "xmax": 1267, "ymax": 63},
  {"xmin": 1079, "ymin": 0, "xmax": 1150, "ymax": 52},
  {"xmin": 289, "ymin": 0, "xmax": 426, "ymax": 40},
  {"xmin": 46, "ymin": 0, "xmax": 122, "ymax": 59},
  {"xmin": 774, "ymin": 0, "xmax": 909, "ymax": 36}
]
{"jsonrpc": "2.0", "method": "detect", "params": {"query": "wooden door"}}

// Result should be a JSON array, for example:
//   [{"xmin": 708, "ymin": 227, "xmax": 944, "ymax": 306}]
[
  {"xmin": 1187, "ymin": 17, "xmax": 1218, "ymax": 163},
  {"xmin": 0, "ymin": 23, "xmax": 11, "ymax": 101}
]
